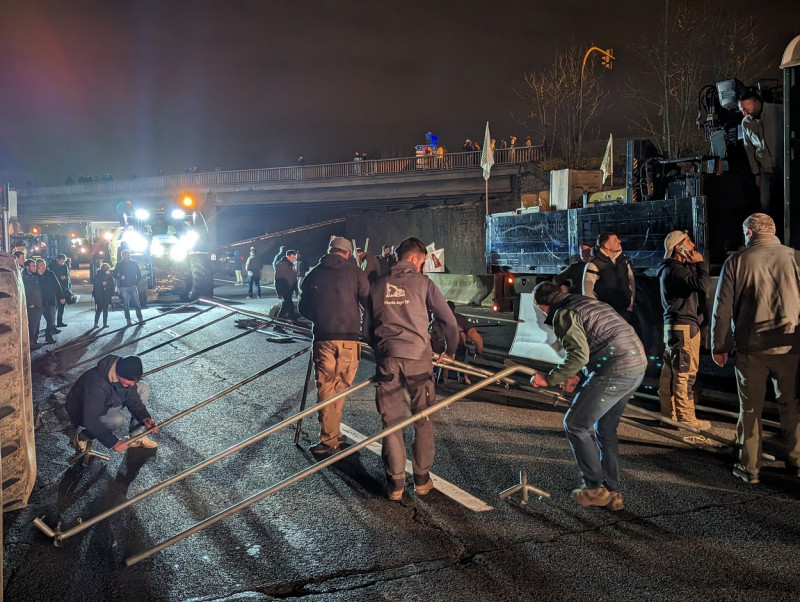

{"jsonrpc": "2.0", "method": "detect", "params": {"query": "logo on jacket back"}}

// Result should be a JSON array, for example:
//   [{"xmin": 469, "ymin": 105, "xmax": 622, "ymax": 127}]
[{"xmin": 385, "ymin": 282, "xmax": 410, "ymax": 305}]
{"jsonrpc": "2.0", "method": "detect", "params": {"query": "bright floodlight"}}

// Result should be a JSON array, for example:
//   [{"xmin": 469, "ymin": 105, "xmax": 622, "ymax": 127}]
[
  {"xmin": 171, "ymin": 209, "xmax": 186, "ymax": 220},
  {"xmin": 170, "ymin": 247, "xmax": 187, "ymax": 261},
  {"xmin": 122, "ymin": 230, "xmax": 148, "ymax": 252},
  {"xmin": 103, "ymin": 231, "xmax": 113, "ymax": 241},
  {"xmin": 134, "ymin": 209, "xmax": 150, "ymax": 220}
]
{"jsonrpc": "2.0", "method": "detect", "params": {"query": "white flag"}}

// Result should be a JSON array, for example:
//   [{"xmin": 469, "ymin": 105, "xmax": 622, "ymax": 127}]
[
  {"xmin": 480, "ymin": 121, "xmax": 494, "ymax": 181},
  {"xmin": 600, "ymin": 133, "xmax": 613, "ymax": 184}
]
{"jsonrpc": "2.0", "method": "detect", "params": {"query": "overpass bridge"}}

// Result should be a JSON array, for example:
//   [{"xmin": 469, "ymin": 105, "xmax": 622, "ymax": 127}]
[{"xmin": 13, "ymin": 147, "xmax": 545, "ymax": 231}]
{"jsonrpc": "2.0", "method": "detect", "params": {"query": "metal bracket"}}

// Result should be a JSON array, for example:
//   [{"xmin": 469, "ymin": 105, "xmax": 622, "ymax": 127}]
[{"xmin": 499, "ymin": 469, "xmax": 551, "ymax": 506}]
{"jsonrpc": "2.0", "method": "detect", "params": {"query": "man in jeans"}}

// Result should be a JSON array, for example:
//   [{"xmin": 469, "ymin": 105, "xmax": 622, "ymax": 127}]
[
  {"xmin": 114, "ymin": 250, "xmax": 144, "ymax": 326},
  {"xmin": 711, "ymin": 213, "xmax": 800, "ymax": 484},
  {"xmin": 530, "ymin": 281, "xmax": 646, "ymax": 510}
]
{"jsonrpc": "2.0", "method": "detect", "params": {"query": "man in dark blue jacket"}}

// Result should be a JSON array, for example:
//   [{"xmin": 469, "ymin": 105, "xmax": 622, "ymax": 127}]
[
  {"xmin": 364, "ymin": 237, "xmax": 459, "ymax": 501},
  {"xmin": 36, "ymin": 258, "xmax": 65, "ymax": 345},
  {"xmin": 66, "ymin": 355, "xmax": 159, "ymax": 452},
  {"xmin": 299, "ymin": 237, "xmax": 370, "ymax": 457},
  {"xmin": 114, "ymin": 250, "xmax": 144, "ymax": 326}
]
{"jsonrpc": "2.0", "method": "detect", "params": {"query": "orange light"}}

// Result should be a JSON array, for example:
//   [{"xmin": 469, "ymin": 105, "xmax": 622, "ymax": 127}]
[
  {"xmin": 506, "ymin": 276, "xmax": 514, "ymax": 285},
  {"xmin": 492, "ymin": 304, "xmax": 499, "ymax": 313},
  {"xmin": 31, "ymin": 227, "xmax": 39, "ymax": 234},
  {"xmin": 182, "ymin": 196, "xmax": 195, "ymax": 208}
]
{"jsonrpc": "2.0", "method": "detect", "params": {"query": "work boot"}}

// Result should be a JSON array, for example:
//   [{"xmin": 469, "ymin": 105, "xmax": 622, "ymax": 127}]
[
  {"xmin": 606, "ymin": 491, "xmax": 625, "ymax": 511},
  {"xmin": 414, "ymin": 475, "xmax": 435, "ymax": 496},
  {"xmin": 44, "ymin": 338, "xmax": 57, "ymax": 345},
  {"xmin": 30, "ymin": 342, "xmax": 42, "ymax": 351},
  {"xmin": 126, "ymin": 319, "xmax": 133, "ymax": 327},
  {"xmin": 309, "ymin": 442, "xmax": 339, "ymax": 457},
  {"xmin": 387, "ymin": 487, "xmax": 404, "ymax": 501},
  {"xmin": 679, "ymin": 418, "xmax": 712, "ymax": 430},
  {"xmin": 127, "ymin": 435, "xmax": 158, "ymax": 449},
  {"xmin": 571, "ymin": 485, "xmax": 612, "ymax": 507}
]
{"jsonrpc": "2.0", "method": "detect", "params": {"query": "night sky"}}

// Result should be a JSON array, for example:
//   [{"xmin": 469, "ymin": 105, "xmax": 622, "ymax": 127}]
[{"xmin": 1, "ymin": 0, "xmax": 798, "ymax": 185}]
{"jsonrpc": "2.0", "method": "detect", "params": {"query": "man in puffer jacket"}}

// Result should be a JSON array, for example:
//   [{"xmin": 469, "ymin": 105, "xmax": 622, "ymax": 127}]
[{"xmin": 299, "ymin": 237, "xmax": 370, "ymax": 457}]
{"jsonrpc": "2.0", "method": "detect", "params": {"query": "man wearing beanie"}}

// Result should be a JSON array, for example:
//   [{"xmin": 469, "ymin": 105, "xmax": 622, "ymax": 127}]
[
  {"xmin": 656, "ymin": 231, "xmax": 711, "ymax": 430},
  {"xmin": 299, "ymin": 236, "xmax": 370, "ymax": 457},
  {"xmin": 66, "ymin": 354, "xmax": 159, "ymax": 452}
]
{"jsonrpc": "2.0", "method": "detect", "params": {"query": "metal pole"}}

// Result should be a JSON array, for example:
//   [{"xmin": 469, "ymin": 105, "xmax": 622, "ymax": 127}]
[
  {"xmin": 126, "ymin": 346, "xmax": 312, "ymax": 446},
  {"xmin": 124, "ymin": 365, "xmax": 528, "ymax": 566},
  {"xmin": 41, "ymin": 376, "xmax": 374, "ymax": 544},
  {"xmin": 133, "ymin": 310, "xmax": 236, "ymax": 356},
  {"xmin": 50, "ymin": 300, "xmax": 197, "ymax": 356},
  {"xmin": 293, "ymin": 351, "xmax": 315, "ymax": 445},
  {"xmin": 199, "ymin": 298, "xmax": 312, "ymax": 338}
]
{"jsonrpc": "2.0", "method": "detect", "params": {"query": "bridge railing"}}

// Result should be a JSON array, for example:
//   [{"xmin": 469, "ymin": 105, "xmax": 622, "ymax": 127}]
[{"xmin": 18, "ymin": 146, "xmax": 544, "ymax": 198}]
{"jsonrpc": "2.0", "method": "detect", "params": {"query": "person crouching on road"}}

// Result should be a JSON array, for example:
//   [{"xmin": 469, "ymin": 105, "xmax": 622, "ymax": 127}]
[
  {"xmin": 298, "ymin": 236, "xmax": 370, "ymax": 457},
  {"xmin": 530, "ymin": 281, "xmax": 646, "ymax": 510},
  {"xmin": 363, "ymin": 237, "xmax": 459, "ymax": 501},
  {"xmin": 66, "ymin": 355, "xmax": 159, "ymax": 452}
]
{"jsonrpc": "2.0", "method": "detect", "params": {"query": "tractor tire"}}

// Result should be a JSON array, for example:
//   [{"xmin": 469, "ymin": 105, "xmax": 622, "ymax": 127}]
[
  {"xmin": 189, "ymin": 253, "xmax": 214, "ymax": 301},
  {"xmin": 0, "ymin": 253, "xmax": 37, "ymax": 512},
  {"xmin": 138, "ymin": 279, "xmax": 149, "ymax": 308}
]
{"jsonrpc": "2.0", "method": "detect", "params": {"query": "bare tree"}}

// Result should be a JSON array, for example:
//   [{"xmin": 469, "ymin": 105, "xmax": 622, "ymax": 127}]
[
  {"xmin": 625, "ymin": 0, "xmax": 768, "ymax": 158},
  {"xmin": 517, "ymin": 44, "xmax": 609, "ymax": 168}
]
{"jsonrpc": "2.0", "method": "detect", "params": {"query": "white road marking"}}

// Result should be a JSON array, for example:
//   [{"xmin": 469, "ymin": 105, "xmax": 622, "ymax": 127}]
[{"xmin": 338, "ymin": 423, "xmax": 494, "ymax": 512}]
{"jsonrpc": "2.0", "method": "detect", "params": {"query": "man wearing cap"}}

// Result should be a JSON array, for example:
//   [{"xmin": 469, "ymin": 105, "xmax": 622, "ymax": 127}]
[
  {"xmin": 656, "ymin": 231, "xmax": 711, "ymax": 429},
  {"xmin": 274, "ymin": 249, "xmax": 300, "ymax": 321},
  {"xmin": 363, "ymin": 237, "xmax": 459, "ymax": 501},
  {"xmin": 66, "ymin": 354, "xmax": 159, "ymax": 452},
  {"xmin": 299, "ymin": 236, "xmax": 370, "ymax": 457},
  {"xmin": 711, "ymin": 213, "xmax": 800, "ymax": 484},
  {"xmin": 530, "ymin": 281, "xmax": 646, "ymax": 510}
]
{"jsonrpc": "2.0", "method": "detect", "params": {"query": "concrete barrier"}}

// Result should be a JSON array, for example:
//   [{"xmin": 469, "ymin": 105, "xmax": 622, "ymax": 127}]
[
  {"xmin": 508, "ymin": 293, "xmax": 566, "ymax": 365},
  {"xmin": 427, "ymin": 273, "xmax": 494, "ymax": 306}
]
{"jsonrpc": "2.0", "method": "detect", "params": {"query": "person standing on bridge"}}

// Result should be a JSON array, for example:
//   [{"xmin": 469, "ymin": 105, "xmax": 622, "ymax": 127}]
[
  {"xmin": 114, "ymin": 250, "xmax": 144, "ymax": 326},
  {"xmin": 711, "ymin": 213, "xmax": 800, "ymax": 485},
  {"xmin": 364, "ymin": 237, "xmax": 459, "ymax": 501},
  {"xmin": 298, "ymin": 237, "xmax": 370, "ymax": 457},
  {"xmin": 530, "ymin": 280, "xmax": 646, "ymax": 511}
]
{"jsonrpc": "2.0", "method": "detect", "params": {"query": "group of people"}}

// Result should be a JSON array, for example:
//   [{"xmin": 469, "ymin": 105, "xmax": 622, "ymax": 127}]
[
  {"xmin": 535, "ymin": 212, "xmax": 799, "ymax": 510},
  {"xmin": 15, "ymin": 251, "xmax": 72, "ymax": 350}
]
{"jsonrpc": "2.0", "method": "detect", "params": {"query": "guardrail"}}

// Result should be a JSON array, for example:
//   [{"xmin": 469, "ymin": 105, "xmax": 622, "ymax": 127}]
[{"xmin": 17, "ymin": 146, "xmax": 544, "ymax": 198}]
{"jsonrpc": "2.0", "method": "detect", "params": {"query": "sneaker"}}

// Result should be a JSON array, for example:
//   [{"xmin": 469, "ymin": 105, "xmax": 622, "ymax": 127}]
[
  {"xmin": 414, "ymin": 476, "xmax": 435, "ymax": 496},
  {"xmin": 309, "ymin": 442, "xmax": 339, "ymax": 457},
  {"xmin": 732, "ymin": 464, "xmax": 759, "ymax": 484},
  {"xmin": 126, "ymin": 319, "xmax": 133, "ymax": 326},
  {"xmin": 52, "ymin": 328, "xmax": 62, "ymax": 334},
  {"xmin": 337, "ymin": 434, "xmax": 347, "ymax": 445},
  {"xmin": 606, "ymin": 491, "xmax": 625, "ymax": 511},
  {"xmin": 388, "ymin": 488, "xmax": 404, "ymax": 501},
  {"xmin": 571, "ymin": 485, "xmax": 612, "ymax": 507},
  {"xmin": 30, "ymin": 342, "xmax": 42, "ymax": 351},
  {"xmin": 103, "ymin": 323, "xmax": 108, "ymax": 328},
  {"xmin": 127, "ymin": 435, "xmax": 158, "ymax": 449},
  {"xmin": 44, "ymin": 338, "xmax": 57, "ymax": 344},
  {"xmin": 679, "ymin": 418, "xmax": 712, "ymax": 430},
  {"xmin": 57, "ymin": 322, "xmax": 68, "ymax": 327},
  {"xmin": 93, "ymin": 323, "xmax": 99, "ymax": 328}
]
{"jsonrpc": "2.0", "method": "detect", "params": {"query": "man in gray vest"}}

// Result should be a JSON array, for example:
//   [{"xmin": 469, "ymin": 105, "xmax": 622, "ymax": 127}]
[{"xmin": 530, "ymin": 281, "xmax": 647, "ymax": 510}]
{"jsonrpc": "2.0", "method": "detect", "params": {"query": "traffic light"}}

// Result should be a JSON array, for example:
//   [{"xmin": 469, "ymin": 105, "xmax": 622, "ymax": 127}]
[{"xmin": 601, "ymin": 49, "xmax": 614, "ymax": 70}]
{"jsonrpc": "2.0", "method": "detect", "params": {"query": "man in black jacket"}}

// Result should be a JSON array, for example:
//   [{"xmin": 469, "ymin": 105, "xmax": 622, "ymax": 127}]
[
  {"xmin": 275, "ymin": 250, "xmax": 299, "ymax": 321},
  {"xmin": 49, "ymin": 254, "xmax": 71, "ymax": 327},
  {"xmin": 299, "ymin": 237, "xmax": 370, "ymax": 456},
  {"xmin": 36, "ymin": 259, "xmax": 65, "ymax": 345},
  {"xmin": 21, "ymin": 259, "xmax": 44, "ymax": 351},
  {"xmin": 66, "ymin": 355, "xmax": 159, "ymax": 451},
  {"xmin": 657, "ymin": 231, "xmax": 711, "ymax": 429},
  {"xmin": 582, "ymin": 232, "xmax": 636, "ymax": 323}
]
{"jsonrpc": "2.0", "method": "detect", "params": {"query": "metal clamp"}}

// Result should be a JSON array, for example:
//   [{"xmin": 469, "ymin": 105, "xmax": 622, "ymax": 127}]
[{"xmin": 499, "ymin": 469, "xmax": 551, "ymax": 506}]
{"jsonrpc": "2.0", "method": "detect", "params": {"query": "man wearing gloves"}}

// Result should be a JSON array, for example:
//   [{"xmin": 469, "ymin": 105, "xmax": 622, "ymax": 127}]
[{"xmin": 66, "ymin": 354, "xmax": 159, "ymax": 452}]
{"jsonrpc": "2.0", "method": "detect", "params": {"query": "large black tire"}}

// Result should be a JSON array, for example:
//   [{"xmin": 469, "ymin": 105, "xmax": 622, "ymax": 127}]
[
  {"xmin": 0, "ymin": 253, "xmax": 37, "ymax": 512},
  {"xmin": 138, "ymin": 278, "xmax": 149, "ymax": 308},
  {"xmin": 189, "ymin": 253, "xmax": 214, "ymax": 300}
]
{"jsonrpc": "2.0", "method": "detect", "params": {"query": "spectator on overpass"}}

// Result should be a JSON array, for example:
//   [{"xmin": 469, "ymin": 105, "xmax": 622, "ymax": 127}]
[
  {"xmin": 66, "ymin": 354, "xmax": 159, "ymax": 452},
  {"xmin": 657, "ymin": 231, "xmax": 711, "ymax": 430},
  {"xmin": 530, "ymin": 280, "xmax": 646, "ymax": 511},
  {"xmin": 711, "ymin": 213, "xmax": 800, "ymax": 485},
  {"xmin": 114, "ymin": 250, "xmax": 144, "ymax": 326},
  {"xmin": 582, "ymin": 232, "xmax": 636, "ymax": 325},
  {"xmin": 36, "ymin": 259, "xmax": 65, "ymax": 345},
  {"xmin": 363, "ymin": 237, "xmax": 459, "ymax": 501},
  {"xmin": 246, "ymin": 247, "xmax": 264, "ymax": 299},
  {"xmin": 21, "ymin": 259, "xmax": 43, "ymax": 351},
  {"xmin": 298, "ymin": 236, "xmax": 370, "ymax": 457}
]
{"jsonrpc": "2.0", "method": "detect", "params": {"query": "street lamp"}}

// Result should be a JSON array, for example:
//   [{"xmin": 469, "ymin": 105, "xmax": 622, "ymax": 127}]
[{"xmin": 577, "ymin": 46, "xmax": 614, "ymax": 165}]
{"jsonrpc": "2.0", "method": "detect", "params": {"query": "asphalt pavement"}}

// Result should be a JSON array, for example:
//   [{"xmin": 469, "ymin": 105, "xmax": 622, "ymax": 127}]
[{"xmin": 3, "ymin": 272, "xmax": 800, "ymax": 601}]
